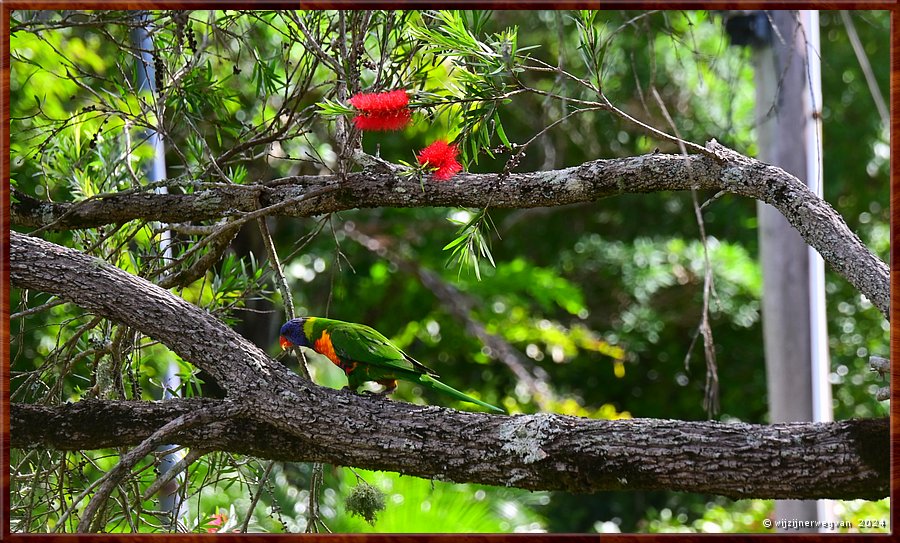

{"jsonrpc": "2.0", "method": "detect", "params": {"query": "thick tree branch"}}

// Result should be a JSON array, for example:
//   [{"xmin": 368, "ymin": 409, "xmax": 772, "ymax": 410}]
[
  {"xmin": 8, "ymin": 232, "xmax": 890, "ymax": 500},
  {"xmin": 10, "ymin": 231, "xmax": 301, "ymax": 397},
  {"xmin": 10, "ymin": 400, "xmax": 888, "ymax": 500},
  {"xmin": 12, "ymin": 141, "xmax": 889, "ymax": 318}
]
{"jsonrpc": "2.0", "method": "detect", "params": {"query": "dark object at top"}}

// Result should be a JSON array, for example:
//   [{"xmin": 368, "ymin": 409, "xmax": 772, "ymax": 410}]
[{"xmin": 723, "ymin": 11, "xmax": 772, "ymax": 48}]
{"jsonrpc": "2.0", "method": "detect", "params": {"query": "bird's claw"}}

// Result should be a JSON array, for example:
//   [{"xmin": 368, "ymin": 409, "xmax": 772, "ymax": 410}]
[{"xmin": 341, "ymin": 386, "xmax": 390, "ymax": 400}]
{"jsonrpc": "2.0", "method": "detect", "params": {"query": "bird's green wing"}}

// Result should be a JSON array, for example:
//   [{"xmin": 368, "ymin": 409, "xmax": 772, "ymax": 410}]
[{"xmin": 314, "ymin": 318, "xmax": 436, "ymax": 375}]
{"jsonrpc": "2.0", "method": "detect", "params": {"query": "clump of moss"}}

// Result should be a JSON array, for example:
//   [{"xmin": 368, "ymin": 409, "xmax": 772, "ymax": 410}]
[{"xmin": 345, "ymin": 482, "xmax": 386, "ymax": 526}]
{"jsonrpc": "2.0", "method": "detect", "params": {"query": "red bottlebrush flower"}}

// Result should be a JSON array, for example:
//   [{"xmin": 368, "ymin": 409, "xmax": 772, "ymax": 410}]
[
  {"xmin": 352, "ymin": 108, "xmax": 411, "ymax": 131},
  {"xmin": 417, "ymin": 140, "xmax": 462, "ymax": 181},
  {"xmin": 349, "ymin": 89, "xmax": 408, "ymax": 112},
  {"xmin": 348, "ymin": 89, "xmax": 411, "ymax": 131}
]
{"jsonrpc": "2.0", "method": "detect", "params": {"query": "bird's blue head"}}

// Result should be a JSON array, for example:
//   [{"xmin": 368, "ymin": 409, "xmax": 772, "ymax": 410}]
[{"xmin": 279, "ymin": 318, "xmax": 310, "ymax": 350}]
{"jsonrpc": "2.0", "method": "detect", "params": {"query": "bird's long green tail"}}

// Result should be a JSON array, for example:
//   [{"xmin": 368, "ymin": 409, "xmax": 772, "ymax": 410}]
[{"xmin": 420, "ymin": 374, "xmax": 505, "ymax": 413}]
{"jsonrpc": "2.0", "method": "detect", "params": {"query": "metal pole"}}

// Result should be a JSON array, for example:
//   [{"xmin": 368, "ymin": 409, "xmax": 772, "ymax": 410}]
[
  {"xmin": 132, "ymin": 11, "xmax": 185, "ymax": 530},
  {"xmin": 801, "ymin": 10, "xmax": 836, "ymax": 530},
  {"xmin": 751, "ymin": 10, "xmax": 828, "ymax": 532}
]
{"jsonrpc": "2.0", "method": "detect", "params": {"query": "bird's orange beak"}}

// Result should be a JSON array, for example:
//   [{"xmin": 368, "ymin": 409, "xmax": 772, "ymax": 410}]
[{"xmin": 279, "ymin": 335, "xmax": 293, "ymax": 350}]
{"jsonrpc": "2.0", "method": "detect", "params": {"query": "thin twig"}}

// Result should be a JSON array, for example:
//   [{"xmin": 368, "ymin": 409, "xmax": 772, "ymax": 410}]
[
  {"xmin": 292, "ymin": 14, "xmax": 344, "ymax": 77},
  {"xmin": 257, "ymin": 219, "xmax": 294, "ymax": 320},
  {"xmin": 140, "ymin": 448, "xmax": 205, "ymax": 501},
  {"xmin": 11, "ymin": 297, "xmax": 65, "ymax": 320},
  {"xmin": 840, "ymin": 11, "xmax": 889, "ymax": 130},
  {"xmin": 154, "ymin": 185, "xmax": 339, "ymax": 279},
  {"xmin": 651, "ymin": 87, "xmax": 719, "ymax": 417},
  {"xmin": 257, "ymin": 216, "xmax": 311, "ymax": 381},
  {"xmin": 158, "ymin": 222, "xmax": 241, "ymax": 289},
  {"xmin": 76, "ymin": 401, "xmax": 245, "ymax": 532},
  {"xmin": 602, "ymin": 94, "xmax": 716, "ymax": 159},
  {"xmin": 240, "ymin": 460, "xmax": 276, "ymax": 533},
  {"xmin": 305, "ymin": 463, "xmax": 330, "ymax": 533},
  {"xmin": 504, "ymin": 106, "xmax": 604, "ymax": 176}
]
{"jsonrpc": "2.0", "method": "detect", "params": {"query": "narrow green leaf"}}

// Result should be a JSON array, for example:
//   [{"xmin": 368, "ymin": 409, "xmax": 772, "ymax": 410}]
[
  {"xmin": 443, "ymin": 234, "xmax": 469, "ymax": 251},
  {"xmin": 495, "ymin": 115, "xmax": 511, "ymax": 148}
]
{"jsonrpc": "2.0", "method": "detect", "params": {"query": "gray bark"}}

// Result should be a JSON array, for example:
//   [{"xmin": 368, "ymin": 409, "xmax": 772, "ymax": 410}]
[
  {"xmin": 8, "ymin": 231, "xmax": 889, "ymax": 500},
  {"xmin": 11, "ymin": 141, "xmax": 890, "ymax": 318},
  {"xmin": 9, "ymin": 399, "xmax": 888, "ymax": 500}
]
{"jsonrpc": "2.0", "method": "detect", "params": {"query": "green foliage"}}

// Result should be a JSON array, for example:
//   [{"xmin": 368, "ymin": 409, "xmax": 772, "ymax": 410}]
[
  {"xmin": 328, "ymin": 469, "xmax": 546, "ymax": 533},
  {"xmin": 443, "ymin": 208, "xmax": 497, "ymax": 280},
  {"xmin": 9, "ymin": 8, "xmax": 889, "ymax": 535},
  {"xmin": 470, "ymin": 257, "xmax": 586, "ymax": 316},
  {"xmin": 407, "ymin": 10, "xmax": 532, "ymax": 164},
  {"xmin": 641, "ymin": 500, "xmax": 771, "ymax": 533},
  {"xmin": 573, "ymin": 10, "xmax": 603, "ymax": 88},
  {"xmin": 10, "ymin": 448, "xmax": 178, "ymax": 532},
  {"xmin": 316, "ymin": 98, "xmax": 357, "ymax": 117},
  {"xmin": 636, "ymin": 497, "xmax": 890, "ymax": 534}
]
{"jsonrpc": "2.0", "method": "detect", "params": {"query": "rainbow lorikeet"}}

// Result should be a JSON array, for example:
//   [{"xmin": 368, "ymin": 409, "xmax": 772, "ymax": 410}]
[{"xmin": 279, "ymin": 317, "xmax": 504, "ymax": 413}]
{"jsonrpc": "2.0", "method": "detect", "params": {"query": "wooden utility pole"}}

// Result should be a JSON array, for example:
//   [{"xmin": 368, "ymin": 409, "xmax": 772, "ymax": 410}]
[{"xmin": 753, "ymin": 10, "xmax": 832, "ymax": 532}]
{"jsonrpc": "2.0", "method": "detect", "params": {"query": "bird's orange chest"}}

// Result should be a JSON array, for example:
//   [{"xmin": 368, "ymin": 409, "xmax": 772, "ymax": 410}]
[{"xmin": 313, "ymin": 330, "xmax": 356, "ymax": 374}]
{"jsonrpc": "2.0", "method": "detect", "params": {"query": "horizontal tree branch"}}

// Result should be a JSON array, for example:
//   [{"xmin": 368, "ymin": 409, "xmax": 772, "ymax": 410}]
[
  {"xmin": 8, "ymin": 232, "xmax": 890, "ymax": 500},
  {"xmin": 12, "ymin": 141, "xmax": 889, "ymax": 318},
  {"xmin": 10, "ymin": 400, "xmax": 888, "ymax": 500}
]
